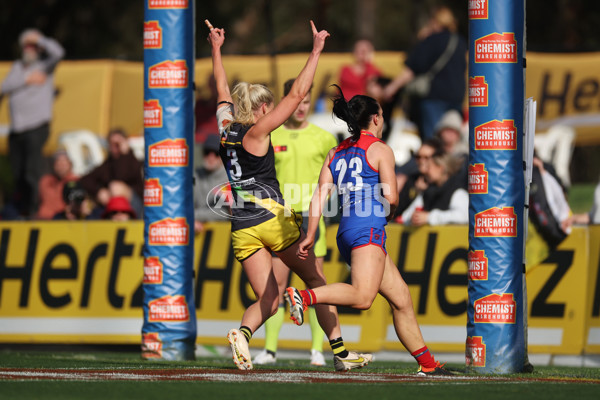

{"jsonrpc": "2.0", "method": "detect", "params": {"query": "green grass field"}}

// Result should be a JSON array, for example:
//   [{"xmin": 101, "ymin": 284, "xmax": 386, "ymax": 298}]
[{"xmin": 0, "ymin": 348, "xmax": 598, "ymax": 400}]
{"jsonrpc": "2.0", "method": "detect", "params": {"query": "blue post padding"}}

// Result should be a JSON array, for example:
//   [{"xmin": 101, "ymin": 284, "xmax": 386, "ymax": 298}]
[
  {"xmin": 142, "ymin": 0, "xmax": 196, "ymax": 361},
  {"xmin": 466, "ymin": 0, "xmax": 526, "ymax": 373}
]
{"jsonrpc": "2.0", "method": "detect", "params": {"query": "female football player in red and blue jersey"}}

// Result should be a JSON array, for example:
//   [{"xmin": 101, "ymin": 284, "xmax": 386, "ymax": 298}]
[{"xmin": 288, "ymin": 87, "xmax": 452, "ymax": 376}]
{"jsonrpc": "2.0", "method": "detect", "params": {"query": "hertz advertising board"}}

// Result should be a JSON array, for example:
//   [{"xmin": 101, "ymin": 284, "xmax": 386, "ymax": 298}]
[{"xmin": 0, "ymin": 222, "xmax": 598, "ymax": 355}]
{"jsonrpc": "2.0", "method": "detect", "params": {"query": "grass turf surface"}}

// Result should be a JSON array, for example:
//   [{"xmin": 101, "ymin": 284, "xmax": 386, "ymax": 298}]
[{"xmin": 0, "ymin": 349, "xmax": 599, "ymax": 400}]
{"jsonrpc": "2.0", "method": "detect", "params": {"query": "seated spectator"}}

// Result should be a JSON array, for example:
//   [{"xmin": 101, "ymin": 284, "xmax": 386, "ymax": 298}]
[
  {"xmin": 193, "ymin": 134, "xmax": 230, "ymax": 233},
  {"xmin": 53, "ymin": 181, "xmax": 101, "ymax": 220},
  {"xmin": 435, "ymin": 109, "xmax": 467, "ymax": 159},
  {"xmin": 78, "ymin": 128, "xmax": 144, "ymax": 218},
  {"xmin": 526, "ymin": 156, "xmax": 573, "ymax": 266},
  {"xmin": 394, "ymin": 137, "xmax": 444, "ymax": 218},
  {"xmin": 37, "ymin": 149, "xmax": 78, "ymax": 219},
  {"xmin": 101, "ymin": 196, "xmax": 136, "ymax": 221},
  {"xmin": 434, "ymin": 109, "xmax": 468, "ymax": 188},
  {"xmin": 399, "ymin": 152, "xmax": 468, "ymax": 226}
]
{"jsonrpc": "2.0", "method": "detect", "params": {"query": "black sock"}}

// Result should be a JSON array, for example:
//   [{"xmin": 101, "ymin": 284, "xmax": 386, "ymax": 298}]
[
  {"xmin": 239, "ymin": 326, "xmax": 252, "ymax": 343},
  {"xmin": 329, "ymin": 337, "xmax": 349, "ymax": 358}
]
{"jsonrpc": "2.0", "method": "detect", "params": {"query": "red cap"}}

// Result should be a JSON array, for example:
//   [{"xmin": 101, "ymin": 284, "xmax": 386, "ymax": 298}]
[{"xmin": 102, "ymin": 196, "xmax": 136, "ymax": 219}]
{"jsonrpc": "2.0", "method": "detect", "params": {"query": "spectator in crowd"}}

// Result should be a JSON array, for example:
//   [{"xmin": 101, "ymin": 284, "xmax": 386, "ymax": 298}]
[
  {"xmin": 195, "ymin": 74, "xmax": 219, "ymax": 144},
  {"xmin": 382, "ymin": 6, "xmax": 467, "ymax": 140},
  {"xmin": 53, "ymin": 180, "xmax": 101, "ymax": 220},
  {"xmin": 399, "ymin": 152, "xmax": 468, "ymax": 226},
  {"xmin": 193, "ymin": 134, "xmax": 230, "ymax": 233},
  {"xmin": 78, "ymin": 128, "xmax": 144, "ymax": 218},
  {"xmin": 339, "ymin": 39, "xmax": 399, "ymax": 141},
  {"xmin": 435, "ymin": 109, "xmax": 467, "ymax": 159},
  {"xmin": 338, "ymin": 39, "xmax": 382, "ymax": 101},
  {"xmin": 394, "ymin": 137, "xmax": 444, "ymax": 219},
  {"xmin": 1, "ymin": 29, "xmax": 65, "ymax": 218},
  {"xmin": 570, "ymin": 179, "xmax": 600, "ymax": 225},
  {"xmin": 37, "ymin": 149, "xmax": 78, "ymax": 219},
  {"xmin": 253, "ymin": 78, "xmax": 338, "ymax": 367},
  {"xmin": 434, "ymin": 109, "xmax": 468, "ymax": 186},
  {"xmin": 526, "ymin": 156, "xmax": 573, "ymax": 266},
  {"xmin": 101, "ymin": 196, "xmax": 136, "ymax": 221}
]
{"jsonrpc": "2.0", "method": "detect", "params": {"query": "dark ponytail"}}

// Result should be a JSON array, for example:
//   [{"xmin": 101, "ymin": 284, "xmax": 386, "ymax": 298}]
[{"xmin": 331, "ymin": 85, "xmax": 380, "ymax": 140}]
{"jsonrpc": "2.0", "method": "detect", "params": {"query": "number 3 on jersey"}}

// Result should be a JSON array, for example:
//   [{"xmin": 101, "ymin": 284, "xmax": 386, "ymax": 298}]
[
  {"xmin": 227, "ymin": 149, "xmax": 242, "ymax": 180},
  {"xmin": 335, "ymin": 157, "xmax": 363, "ymax": 190}
]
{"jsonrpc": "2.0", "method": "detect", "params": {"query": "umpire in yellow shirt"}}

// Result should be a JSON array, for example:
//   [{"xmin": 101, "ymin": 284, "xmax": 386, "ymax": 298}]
[{"xmin": 253, "ymin": 79, "xmax": 338, "ymax": 366}]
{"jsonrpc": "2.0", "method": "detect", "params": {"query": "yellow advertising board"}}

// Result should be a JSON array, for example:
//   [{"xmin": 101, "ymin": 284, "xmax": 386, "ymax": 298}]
[
  {"xmin": 0, "ymin": 221, "xmax": 385, "ymax": 351},
  {"xmin": 381, "ymin": 225, "xmax": 593, "ymax": 355},
  {"xmin": 584, "ymin": 225, "xmax": 600, "ymax": 353},
  {"xmin": 525, "ymin": 227, "xmax": 590, "ymax": 354},
  {"xmin": 0, "ymin": 221, "xmax": 597, "ymax": 355}
]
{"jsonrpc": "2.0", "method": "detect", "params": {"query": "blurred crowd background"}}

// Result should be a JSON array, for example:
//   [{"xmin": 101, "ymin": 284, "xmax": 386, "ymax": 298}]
[{"xmin": 2, "ymin": 0, "xmax": 600, "ymax": 62}]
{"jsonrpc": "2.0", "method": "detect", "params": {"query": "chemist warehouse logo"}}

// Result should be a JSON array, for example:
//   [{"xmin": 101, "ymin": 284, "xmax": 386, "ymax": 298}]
[
  {"xmin": 144, "ymin": 178, "xmax": 163, "ymax": 207},
  {"xmin": 148, "ymin": 60, "xmax": 188, "ymax": 88},
  {"xmin": 148, "ymin": 139, "xmax": 189, "ymax": 167},
  {"xmin": 466, "ymin": 336, "xmax": 486, "ymax": 367},
  {"xmin": 148, "ymin": 0, "xmax": 189, "ymax": 9},
  {"xmin": 148, "ymin": 295, "xmax": 190, "ymax": 322},
  {"xmin": 475, "ymin": 32, "xmax": 517, "ymax": 63},
  {"xmin": 468, "ymin": 250, "xmax": 488, "ymax": 280},
  {"xmin": 475, "ymin": 207, "xmax": 517, "ymax": 237},
  {"xmin": 474, "ymin": 120, "xmax": 517, "ymax": 150},
  {"xmin": 149, "ymin": 218, "xmax": 189, "ymax": 246},
  {"xmin": 474, "ymin": 293, "xmax": 516, "ymax": 324},
  {"xmin": 143, "ymin": 257, "xmax": 163, "ymax": 284},
  {"xmin": 141, "ymin": 333, "xmax": 162, "ymax": 359},
  {"xmin": 468, "ymin": 164, "xmax": 488, "ymax": 194},
  {"xmin": 469, "ymin": 76, "xmax": 488, "ymax": 107},
  {"xmin": 468, "ymin": 0, "xmax": 488, "ymax": 19},
  {"xmin": 143, "ymin": 21, "xmax": 162, "ymax": 49},
  {"xmin": 144, "ymin": 100, "xmax": 163, "ymax": 128}
]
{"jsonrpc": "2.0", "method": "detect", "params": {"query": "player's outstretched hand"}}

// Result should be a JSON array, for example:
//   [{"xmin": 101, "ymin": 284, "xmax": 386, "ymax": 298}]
[
  {"xmin": 207, "ymin": 25, "xmax": 225, "ymax": 49},
  {"xmin": 310, "ymin": 20, "xmax": 329, "ymax": 54},
  {"xmin": 297, "ymin": 236, "xmax": 315, "ymax": 260}
]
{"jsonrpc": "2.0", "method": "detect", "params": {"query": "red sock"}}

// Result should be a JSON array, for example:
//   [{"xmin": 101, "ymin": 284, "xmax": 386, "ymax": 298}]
[
  {"xmin": 300, "ymin": 289, "xmax": 317, "ymax": 306},
  {"xmin": 411, "ymin": 346, "xmax": 437, "ymax": 369}
]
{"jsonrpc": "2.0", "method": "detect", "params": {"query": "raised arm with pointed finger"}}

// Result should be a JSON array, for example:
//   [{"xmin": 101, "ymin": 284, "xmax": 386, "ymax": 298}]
[
  {"xmin": 208, "ymin": 26, "xmax": 233, "ymax": 106},
  {"xmin": 244, "ymin": 21, "xmax": 329, "ymax": 153}
]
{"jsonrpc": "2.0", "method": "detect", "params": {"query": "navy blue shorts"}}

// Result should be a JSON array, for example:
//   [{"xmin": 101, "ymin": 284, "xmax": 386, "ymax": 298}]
[{"xmin": 336, "ymin": 227, "xmax": 387, "ymax": 265}]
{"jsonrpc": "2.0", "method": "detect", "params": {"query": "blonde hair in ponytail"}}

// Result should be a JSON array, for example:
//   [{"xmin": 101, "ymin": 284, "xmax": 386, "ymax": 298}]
[{"xmin": 230, "ymin": 82, "xmax": 275, "ymax": 126}]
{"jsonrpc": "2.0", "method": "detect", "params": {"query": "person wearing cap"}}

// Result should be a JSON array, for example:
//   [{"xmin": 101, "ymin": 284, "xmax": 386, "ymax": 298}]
[
  {"xmin": 37, "ymin": 149, "xmax": 78, "ymax": 219},
  {"xmin": 1, "ymin": 28, "xmax": 65, "ymax": 217},
  {"xmin": 101, "ymin": 196, "xmax": 137, "ymax": 221},
  {"xmin": 79, "ymin": 128, "xmax": 144, "ymax": 218},
  {"xmin": 193, "ymin": 134, "xmax": 230, "ymax": 233},
  {"xmin": 434, "ymin": 109, "xmax": 467, "ymax": 158},
  {"xmin": 53, "ymin": 181, "xmax": 100, "ymax": 221}
]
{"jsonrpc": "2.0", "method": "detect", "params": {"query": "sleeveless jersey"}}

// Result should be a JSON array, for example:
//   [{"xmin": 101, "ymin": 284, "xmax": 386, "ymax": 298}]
[
  {"xmin": 219, "ymin": 122, "xmax": 285, "ymax": 231},
  {"xmin": 329, "ymin": 133, "xmax": 388, "ymax": 234}
]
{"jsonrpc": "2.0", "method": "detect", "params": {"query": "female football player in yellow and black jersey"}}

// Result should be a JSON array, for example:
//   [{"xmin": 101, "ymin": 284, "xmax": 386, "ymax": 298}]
[{"xmin": 208, "ymin": 21, "xmax": 371, "ymax": 371}]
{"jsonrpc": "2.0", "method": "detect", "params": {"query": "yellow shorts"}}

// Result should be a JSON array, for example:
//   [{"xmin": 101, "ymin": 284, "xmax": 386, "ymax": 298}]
[{"xmin": 231, "ymin": 205, "xmax": 302, "ymax": 262}]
